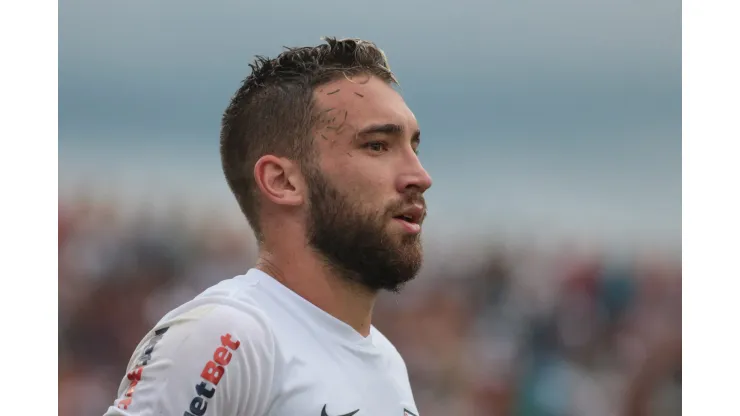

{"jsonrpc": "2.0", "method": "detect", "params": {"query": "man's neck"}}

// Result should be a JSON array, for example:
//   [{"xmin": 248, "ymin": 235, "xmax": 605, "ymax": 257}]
[{"xmin": 256, "ymin": 245, "xmax": 377, "ymax": 337}]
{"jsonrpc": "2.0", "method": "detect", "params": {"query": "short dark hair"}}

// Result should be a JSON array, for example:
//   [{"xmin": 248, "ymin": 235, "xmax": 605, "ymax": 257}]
[{"xmin": 220, "ymin": 37, "xmax": 397, "ymax": 241}]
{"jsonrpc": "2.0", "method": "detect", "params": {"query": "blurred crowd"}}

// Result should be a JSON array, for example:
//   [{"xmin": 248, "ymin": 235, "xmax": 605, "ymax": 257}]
[{"xmin": 59, "ymin": 196, "xmax": 681, "ymax": 416}]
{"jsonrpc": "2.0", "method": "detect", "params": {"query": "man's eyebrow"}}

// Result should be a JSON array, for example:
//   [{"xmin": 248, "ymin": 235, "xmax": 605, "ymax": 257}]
[
  {"xmin": 357, "ymin": 123, "xmax": 421, "ymax": 144},
  {"xmin": 358, "ymin": 123, "xmax": 405, "ymax": 136}
]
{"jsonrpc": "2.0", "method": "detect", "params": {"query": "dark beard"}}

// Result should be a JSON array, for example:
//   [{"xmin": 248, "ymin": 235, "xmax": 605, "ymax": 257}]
[{"xmin": 305, "ymin": 168, "xmax": 424, "ymax": 293}]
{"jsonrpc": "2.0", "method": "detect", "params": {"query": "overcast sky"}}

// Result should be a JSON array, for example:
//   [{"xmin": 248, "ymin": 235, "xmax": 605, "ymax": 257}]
[{"xmin": 59, "ymin": 0, "xmax": 681, "ymax": 248}]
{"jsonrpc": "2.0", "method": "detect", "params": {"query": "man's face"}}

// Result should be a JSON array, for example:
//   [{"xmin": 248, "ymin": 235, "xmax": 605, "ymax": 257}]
[{"xmin": 304, "ymin": 75, "xmax": 432, "ymax": 293}]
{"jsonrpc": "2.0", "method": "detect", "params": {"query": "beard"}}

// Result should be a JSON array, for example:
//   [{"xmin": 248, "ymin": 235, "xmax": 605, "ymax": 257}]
[{"xmin": 304, "ymin": 167, "xmax": 425, "ymax": 293}]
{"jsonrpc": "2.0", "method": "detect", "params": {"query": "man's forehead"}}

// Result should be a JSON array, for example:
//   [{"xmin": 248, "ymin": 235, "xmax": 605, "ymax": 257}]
[{"xmin": 314, "ymin": 76, "xmax": 416, "ymax": 127}]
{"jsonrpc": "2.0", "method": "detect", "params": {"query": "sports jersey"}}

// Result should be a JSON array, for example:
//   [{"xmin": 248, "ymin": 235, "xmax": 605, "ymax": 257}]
[{"xmin": 103, "ymin": 268, "xmax": 420, "ymax": 416}]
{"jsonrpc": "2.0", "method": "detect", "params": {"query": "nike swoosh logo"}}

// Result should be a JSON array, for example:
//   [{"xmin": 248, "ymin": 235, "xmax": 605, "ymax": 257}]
[{"xmin": 321, "ymin": 404, "xmax": 360, "ymax": 416}]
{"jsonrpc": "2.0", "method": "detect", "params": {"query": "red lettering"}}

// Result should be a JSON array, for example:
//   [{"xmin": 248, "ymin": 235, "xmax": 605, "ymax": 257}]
[
  {"xmin": 111, "ymin": 326, "xmax": 170, "ymax": 410},
  {"xmin": 127, "ymin": 367, "xmax": 143, "ymax": 382},
  {"xmin": 117, "ymin": 397, "xmax": 132, "ymax": 409},
  {"xmin": 213, "ymin": 346, "xmax": 232, "ymax": 365},
  {"xmin": 125, "ymin": 380, "xmax": 138, "ymax": 397},
  {"xmin": 221, "ymin": 333, "xmax": 240, "ymax": 350},
  {"xmin": 200, "ymin": 361, "xmax": 225, "ymax": 385}
]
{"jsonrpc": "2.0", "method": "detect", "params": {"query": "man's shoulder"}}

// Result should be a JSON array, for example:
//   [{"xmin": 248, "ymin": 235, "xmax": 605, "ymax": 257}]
[
  {"xmin": 106, "ymin": 275, "xmax": 278, "ymax": 415},
  {"xmin": 156, "ymin": 274, "xmax": 275, "ymax": 339}
]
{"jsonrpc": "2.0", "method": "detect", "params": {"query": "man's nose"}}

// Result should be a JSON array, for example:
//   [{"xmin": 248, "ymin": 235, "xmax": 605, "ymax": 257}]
[{"xmin": 397, "ymin": 154, "xmax": 433, "ymax": 194}]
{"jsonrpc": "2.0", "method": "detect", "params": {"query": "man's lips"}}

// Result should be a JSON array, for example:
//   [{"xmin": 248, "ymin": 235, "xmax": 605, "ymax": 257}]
[
  {"xmin": 392, "ymin": 204, "xmax": 426, "ymax": 234},
  {"xmin": 393, "ymin": 204, "xmax": 425, "ymax": 224}
]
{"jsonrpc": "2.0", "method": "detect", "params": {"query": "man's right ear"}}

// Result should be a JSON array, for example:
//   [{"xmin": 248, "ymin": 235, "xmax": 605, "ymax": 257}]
[{"xmin": 253, "ymin": 155, "xmax": 305, "ymax": 207}]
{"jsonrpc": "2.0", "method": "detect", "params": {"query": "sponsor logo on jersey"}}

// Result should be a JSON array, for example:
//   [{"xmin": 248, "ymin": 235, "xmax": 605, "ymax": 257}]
[
  {"xmin": 319, "ymin": 404, "xmax": 416, "ymax": 416},
  {"xmin": 320, "ymin": 404, "xmax": 360, "ymax": 416},
  {"xmin": 183, "ymin": 333, "xmax": 241, "ymax": 416},
  {"xmin": 116, "ymin": 326, "xmax": 170, "ymax": 410}
]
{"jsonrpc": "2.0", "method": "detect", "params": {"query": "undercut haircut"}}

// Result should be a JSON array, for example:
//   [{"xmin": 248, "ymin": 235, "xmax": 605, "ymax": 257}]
[{"xmin": 220, "ymin": 37, "xmax": 398, "ymax": 241}]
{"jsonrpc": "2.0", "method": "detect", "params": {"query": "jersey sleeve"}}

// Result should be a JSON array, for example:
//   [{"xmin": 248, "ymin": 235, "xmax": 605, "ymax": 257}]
[{"xmin": 103, "ymin": 304, "xmax": 276, "ymax": 416}]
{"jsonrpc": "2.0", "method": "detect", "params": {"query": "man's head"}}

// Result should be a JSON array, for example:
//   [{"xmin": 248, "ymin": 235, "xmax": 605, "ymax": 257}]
[{"xmin": 220, "ymin": 37, "xmax": 432, "ymax": 292}]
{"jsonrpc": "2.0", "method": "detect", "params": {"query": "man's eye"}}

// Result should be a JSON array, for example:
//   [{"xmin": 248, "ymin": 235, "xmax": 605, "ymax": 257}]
[{"xmin": 365, "ymin": 141, "xmax": 388, "ymax": 153}]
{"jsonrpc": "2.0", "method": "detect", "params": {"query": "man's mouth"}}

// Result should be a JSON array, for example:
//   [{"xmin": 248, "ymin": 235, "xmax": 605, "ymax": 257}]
[
  {"xmin": 391, "ymin": 204, "xmax": 425, "ymax": 232},
  {"xmin": 394, "ymin": 214, "xmax": 417, "ymax": 223}
]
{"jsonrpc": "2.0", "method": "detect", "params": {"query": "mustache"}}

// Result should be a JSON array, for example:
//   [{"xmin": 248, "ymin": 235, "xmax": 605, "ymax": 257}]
[{"xmin": 386, "ymin": 194, "xmax": 427, "ymax": 216}]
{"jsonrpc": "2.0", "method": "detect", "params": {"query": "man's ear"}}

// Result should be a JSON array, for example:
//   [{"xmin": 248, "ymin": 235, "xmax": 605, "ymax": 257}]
[{"xmin": 253, "ymin": 155, "xmax": 305, "ymax": 207}]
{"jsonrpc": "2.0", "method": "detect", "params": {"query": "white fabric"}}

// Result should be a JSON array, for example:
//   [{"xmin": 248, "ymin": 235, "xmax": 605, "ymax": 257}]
[{"xmin": 104, "ymin": 268, "xmax": 420, "ymax": 416}]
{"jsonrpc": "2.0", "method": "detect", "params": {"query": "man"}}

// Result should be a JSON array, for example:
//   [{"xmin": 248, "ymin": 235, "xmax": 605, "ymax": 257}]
[{"xmin": 104, "ymin": 37, "xmax": 431, "ymax": 416}]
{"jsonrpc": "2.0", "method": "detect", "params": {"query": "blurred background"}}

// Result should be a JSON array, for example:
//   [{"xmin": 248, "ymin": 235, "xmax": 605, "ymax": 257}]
[{"xmin": 59, "ymin": 0, "xmax": 681, "ymax": 415}]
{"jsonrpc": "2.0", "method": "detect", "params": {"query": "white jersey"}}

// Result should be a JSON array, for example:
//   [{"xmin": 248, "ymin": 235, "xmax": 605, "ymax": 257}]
[{"xmin": 103, "ymin": 268, "xmax": 420, "ymax": 416}]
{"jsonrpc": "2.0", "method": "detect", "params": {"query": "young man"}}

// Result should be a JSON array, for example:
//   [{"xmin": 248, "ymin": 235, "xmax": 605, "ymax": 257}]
[{"xmin": 104, "ymin": 37, "xmax": 431, "ymax": 416}]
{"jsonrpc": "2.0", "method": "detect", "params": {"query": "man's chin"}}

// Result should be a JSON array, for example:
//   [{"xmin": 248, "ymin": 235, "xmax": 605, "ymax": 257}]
[{"xmin": 379, "ymin": 269, "xmax": 421, "ymax": 293}]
